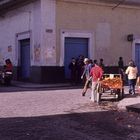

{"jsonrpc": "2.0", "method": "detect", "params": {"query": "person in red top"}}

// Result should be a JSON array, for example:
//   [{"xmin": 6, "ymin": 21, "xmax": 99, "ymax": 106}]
[
  {"xmin": 90, "ymin": 60, "xmax": 103, "ymax": 102},
  {"xmin": 4, "ymin": 59, "xmax": 13, "ymax": 72}
]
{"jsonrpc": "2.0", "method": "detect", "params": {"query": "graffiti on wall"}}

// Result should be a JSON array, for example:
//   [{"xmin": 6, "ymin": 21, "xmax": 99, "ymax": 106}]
[
  {"xmin": 34, "ymin": 43, "xmax": 41, "ymax": 62},
  {"xmin": 45, "ymin": 46, "xmax": 56, "ymax": 63}
]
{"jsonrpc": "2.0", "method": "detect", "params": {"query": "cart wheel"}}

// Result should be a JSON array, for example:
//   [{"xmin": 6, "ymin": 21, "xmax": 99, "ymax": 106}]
[
  {"xmin": 121, "ymin": 88, "xmax": 124, "ymax": 99},
  {"xmin": 117, "ymin": 89, "xmax": 124, "ymax": 100}
]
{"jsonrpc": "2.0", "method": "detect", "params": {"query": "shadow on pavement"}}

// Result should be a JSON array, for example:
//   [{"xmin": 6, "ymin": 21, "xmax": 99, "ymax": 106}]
[
  {"xmin": 123, "ymin": 93, "xmax": 140, "ymax": 99},
  {"xmin": 0, "ymin": 111, "xmax": 137, "ymax": 140},
  {"xmin": 0, "ymin": 85, "xmax": 83, "ymax": 93}
]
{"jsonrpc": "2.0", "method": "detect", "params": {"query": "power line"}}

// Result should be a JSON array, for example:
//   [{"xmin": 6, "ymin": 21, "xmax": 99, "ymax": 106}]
[{"xmin": 112, "ymin": 0, "xmax": 126, "ymax": 10}]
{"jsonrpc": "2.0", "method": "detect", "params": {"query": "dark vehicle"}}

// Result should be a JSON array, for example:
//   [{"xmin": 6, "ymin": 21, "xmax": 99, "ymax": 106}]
[
  {"xmin": 0, "ymin": 59, "xmax": 13, "ymax": 86},
  {"xmin": 0, "ymin": 71, "xmax": 13, "ymax": 86}
]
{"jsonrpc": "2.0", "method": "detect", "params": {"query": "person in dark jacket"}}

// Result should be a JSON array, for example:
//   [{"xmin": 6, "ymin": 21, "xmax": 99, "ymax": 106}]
[
  {"xmin": 99, "ymin": 58, "xmax": 105, "ymax": 72},
  {"xmin": 69, "ymin": 58, "xmax": 78, "ymax": 85},
  {"xmin": 118, "ymin": 57, "xmax": 125, "ymax": 84}
]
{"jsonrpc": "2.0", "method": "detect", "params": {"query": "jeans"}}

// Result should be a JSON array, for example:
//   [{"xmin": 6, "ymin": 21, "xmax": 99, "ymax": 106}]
[{"xmin": 128, "ymin": 79, "xmax": 136, "ymax": 94}]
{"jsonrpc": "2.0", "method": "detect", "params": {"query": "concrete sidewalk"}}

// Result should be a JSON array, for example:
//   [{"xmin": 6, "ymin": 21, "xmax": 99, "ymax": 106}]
[{"xmin": 117, "ymin": 86, "xmax": 140, "ymax": 113}]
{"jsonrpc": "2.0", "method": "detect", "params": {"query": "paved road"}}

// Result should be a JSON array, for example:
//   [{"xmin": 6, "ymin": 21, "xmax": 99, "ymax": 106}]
[{"xmin": 0, "ymin": 86, "xmax": 139, "ymax": 140}]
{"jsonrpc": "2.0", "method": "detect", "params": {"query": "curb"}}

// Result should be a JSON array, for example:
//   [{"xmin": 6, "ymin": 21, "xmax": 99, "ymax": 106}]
[
  {"xmin": 126, "ymin": 103, "xmax": 140, "ymax": 113},
  {"xmin": 12, "ymin": 83, "xmax": 83, "ymax": 89}
]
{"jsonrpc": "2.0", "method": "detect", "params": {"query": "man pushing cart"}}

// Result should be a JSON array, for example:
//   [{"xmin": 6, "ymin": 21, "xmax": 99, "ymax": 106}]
[{"xmin": 94, "ymin": 74, "xmax": 124, "ymax": 103}]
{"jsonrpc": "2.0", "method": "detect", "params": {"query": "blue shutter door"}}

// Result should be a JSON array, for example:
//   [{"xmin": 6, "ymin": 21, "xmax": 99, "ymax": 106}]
[
  {"xmin": 135, "ymin": 43, "xmax": 140, "ymax": 75},
  {"xmin": 20, "ymin": 39, "xmax": 30, "ymax": 79},
  {"xmin": 64, "ymin": 37, "xmax": 88, "ymax": 79}
]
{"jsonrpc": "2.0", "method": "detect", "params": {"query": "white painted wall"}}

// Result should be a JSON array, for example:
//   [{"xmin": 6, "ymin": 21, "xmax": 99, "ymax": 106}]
[
  {"xmin": 0, "ymin": 0, "xmax": 42, "ymax": 66},
  {"xmin": 32, "ymin": 0, "xmax": 42, "ymax": 66},
  {"xmin": 41, "ymin": 0, "xmax": 56, "ymax": 66}
]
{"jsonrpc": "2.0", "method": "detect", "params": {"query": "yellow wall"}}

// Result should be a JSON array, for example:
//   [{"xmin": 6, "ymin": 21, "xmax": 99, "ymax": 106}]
[{"xmin": 56, "ymin": 1, "xmax": 140, "ymax": 66}]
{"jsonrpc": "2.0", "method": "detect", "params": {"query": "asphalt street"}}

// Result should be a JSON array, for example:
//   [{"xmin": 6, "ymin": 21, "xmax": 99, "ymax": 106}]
[{"xmin": 0, "ymin": 86, "xmax": 139, "ymax": 140}]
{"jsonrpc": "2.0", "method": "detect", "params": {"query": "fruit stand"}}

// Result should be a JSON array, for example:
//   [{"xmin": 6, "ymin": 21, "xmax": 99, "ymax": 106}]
[{"xmin": 95, "ymin": 74, "xmax": 124, "ymax": 103}]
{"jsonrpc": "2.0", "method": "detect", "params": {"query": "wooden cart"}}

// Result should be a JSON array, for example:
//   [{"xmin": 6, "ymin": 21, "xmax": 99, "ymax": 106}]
[{"xmin": 95, "ymin": 74, "xmax": 124, "ymax": 103}]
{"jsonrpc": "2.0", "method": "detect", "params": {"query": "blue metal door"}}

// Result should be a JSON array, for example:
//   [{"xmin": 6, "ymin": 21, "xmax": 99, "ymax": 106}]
[
  {"xmin": 20, "ymin": 39, "xmax": 30, "ymax": 80},
  {"xmin": 135, "ymin": 43, "xmax": 140, "ymax": 75},
  {"xmin": 64, "ymin": 37, "xmax": 88, "ymax": 79}
]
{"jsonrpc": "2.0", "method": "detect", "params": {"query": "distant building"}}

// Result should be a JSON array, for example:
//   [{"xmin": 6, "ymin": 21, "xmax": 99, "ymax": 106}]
[{"xmin": 0, "ymin": 0, "xmax": 140, "ymax": 83}]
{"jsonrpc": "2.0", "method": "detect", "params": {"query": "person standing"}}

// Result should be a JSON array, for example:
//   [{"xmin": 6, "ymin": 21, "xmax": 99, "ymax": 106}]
[
  {"xmin": 3, "ymin": 58, "xmax": 13, "ymax": 86},
  {"xmin": 77, "ymin": 55, "xmax": 85, "ymax": 84},
  {"xmin": 90, "ymin": 62, "xmax": 103, "ymax": 102},
  {"xmin": 4, "ymin": 59, "xmax": 13, "ymax": 72},
  {"xmin": 118, "ymin": 57, "xmax": 125, "ymax": 84},
  {"xmin": 125, "ymin": 60, "xmax": 138, "ymax": 95},
  {"xmin": 118, "ymin": 57, "xmax": 124, "ymax": 73},
  {"xmin": 69, "ymin": 58, "xmax": 78, "ymax": 85},
  {"xmin": 81, "ymin": 58, "xmax": 93, "ymax": 96},
  {"xmin": 99, "ymin": 58, "xmax": 105, "ymax": 72},
  {"xmin": 118, "ymin": 57, "xmax": 124, "ymax": 69}
]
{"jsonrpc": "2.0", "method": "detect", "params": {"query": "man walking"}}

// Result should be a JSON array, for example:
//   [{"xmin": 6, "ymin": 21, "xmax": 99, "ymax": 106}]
[{"xmin": 90, "ymin": 61, "xmax": 103, "ymax": 102}]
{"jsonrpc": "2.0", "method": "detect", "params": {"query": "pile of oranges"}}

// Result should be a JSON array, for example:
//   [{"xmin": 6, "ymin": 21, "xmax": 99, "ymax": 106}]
[{"xmin": 100, "ymin": 77, "xmax": 122, "ymax": 89}]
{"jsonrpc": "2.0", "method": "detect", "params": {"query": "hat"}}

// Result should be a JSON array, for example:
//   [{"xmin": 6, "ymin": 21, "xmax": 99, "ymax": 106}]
[{"xmin": 84, "ymin": 58, "xmax": 89, "ymax": 63}]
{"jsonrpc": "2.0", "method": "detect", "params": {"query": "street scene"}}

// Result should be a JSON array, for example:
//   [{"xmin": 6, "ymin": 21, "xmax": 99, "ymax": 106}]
[
  {"xmin": 0, "ymin": 84, "xmax": 139, "ymax": 140},
  {"xmin": 0, "ymin": 0, "xmax": 140, "ymax": 139}
]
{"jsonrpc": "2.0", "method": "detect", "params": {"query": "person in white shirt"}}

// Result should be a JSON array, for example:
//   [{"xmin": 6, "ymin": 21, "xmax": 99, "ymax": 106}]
[{"xmin": 125, "ymin": 60, "xmax": 138, "ymax": 95}]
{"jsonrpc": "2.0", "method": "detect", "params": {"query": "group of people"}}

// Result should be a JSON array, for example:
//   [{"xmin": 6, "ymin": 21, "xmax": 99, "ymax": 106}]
[
  {"xmin": 118, "ymin": 57, "xmax": 138, "ymax": 95},
  {"xmin": 69, "ymin": 56, "xmax": 139, "ymax": 102},
  {"xmin": 68, "ymin": 55, "xmax": 84, "ymax": 85},
  {"xmin": 69, "ymin": 56, "xmax": 104, "ymax": 82},
  {"xmin": 81, "ymin": 58, "xmax": 104, "ymax": 102},
  {"xmin": 69, "ymin": 56, "xmax": 104, "ymax": 102}
]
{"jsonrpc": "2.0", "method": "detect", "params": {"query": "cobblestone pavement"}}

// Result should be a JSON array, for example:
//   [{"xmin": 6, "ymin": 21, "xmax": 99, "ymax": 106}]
[{"xmin": 0, "ymin": 86, "xmax": 139, "ymax": 140}]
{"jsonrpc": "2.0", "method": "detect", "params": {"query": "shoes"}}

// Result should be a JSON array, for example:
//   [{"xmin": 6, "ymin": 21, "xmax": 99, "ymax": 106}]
[
  {"xmin": 129, "ymin": 89, "xmax": 132, "ymax": 94},
  {"xmin": 82, "ymin": 92, "xmax": 86, "ymax": 96},
  {"xmin": 90, "ymin": 99, "xmax": 96, "ymax": 102},
  {"xmin": 131, "ymin": 91, "xmax": 135, "ymax": 95},
  {"xmin": 129, "ymin": 89, "xmax": 135, "ymax": 95}
]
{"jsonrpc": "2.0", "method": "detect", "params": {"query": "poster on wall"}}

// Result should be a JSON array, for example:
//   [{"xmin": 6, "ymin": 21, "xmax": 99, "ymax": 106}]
[
  {"xmin": 45, "ymin": 46, "xmax": 56, "ymax": 64},
  {"xmin": 34, "ymin": 43, "xmax": 41, "ymax": 62}
]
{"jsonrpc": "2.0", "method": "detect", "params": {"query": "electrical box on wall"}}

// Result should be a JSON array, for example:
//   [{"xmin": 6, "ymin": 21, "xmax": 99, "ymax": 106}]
[{"xmin": 127, "ymin": 34, "xmax": 134, "ymax": 41}]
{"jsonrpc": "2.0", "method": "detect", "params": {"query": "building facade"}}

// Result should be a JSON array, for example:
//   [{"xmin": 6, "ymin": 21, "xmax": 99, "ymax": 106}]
[{"xmin": 0, "ymin": 0, "xmax": 140, "ymax": 83}]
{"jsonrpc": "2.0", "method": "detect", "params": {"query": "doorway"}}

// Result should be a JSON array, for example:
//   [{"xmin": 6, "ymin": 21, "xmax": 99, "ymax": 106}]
[
  {"xmin": 64, "ymin": 37, "xmax": 88, "ymax": 79},
  {"xmin": 135, "ymin": 43, "xmax": 140, "ymax": 74},
  {"xmin": 19, "ymin": 39, "xmax": 30, "ymax": 80}
]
